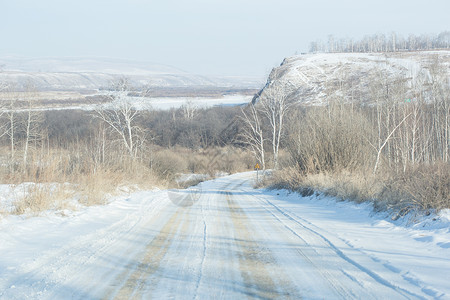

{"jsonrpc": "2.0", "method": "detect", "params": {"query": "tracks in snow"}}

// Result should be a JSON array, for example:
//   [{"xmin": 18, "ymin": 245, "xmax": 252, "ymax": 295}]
[
  {"xmin": 2, "ymin": 173, "xmax": 444, "ymax": 299},
  {"xmin": 104, "ymin": 206, "xmax": 186, "ymax": 299},
  {"xmin": 225, "ymin": 191, "xmax": 299, "ymax": 299},
  {"xmin": 1, "ymin": 191, "xmax": 169, "ymax": 300},
  {"xmin": 242, "ymin": 187, "xmax": 432, "ymax": 299}
]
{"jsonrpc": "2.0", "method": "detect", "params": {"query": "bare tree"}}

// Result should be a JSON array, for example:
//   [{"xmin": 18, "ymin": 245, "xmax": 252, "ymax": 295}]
[
  {"xmin": 240, "ymin": 104, "xmax": 265, "ymax": 169},
  {"xmin": 390, "ymin": 32, "xmax": 397, "ymax": 52},
  {"xmin": 95, "ymin": 78, "xmax": 147, "ymax": 158},
  {"xmin": 2, "ymin": 84, "xmax": 20, "ymax": 160},
  {"xmin": 371, "ymin": 112, "xmax": 411, "ymax": 174},
  {"xmin": 0, "ymin": 80, "xmax": 7, "ymax": 93},
  {"xmin": 429, "ymin": 57, "xmax": 450, "ymax": 163},
  {"xmin": 310, "ymin": 31, "xmax": 450, "ymax": 53},
  {"xmin": 182, "ymin": 99, "xmax": 198, "ymax": 121},
  {"xmin": 257, "ymin": 73, "xmax": 296, "ymax": 169},
  {"xmin": 21, "ymin": 83, "xmax": 44, "ymax": 168},
  {"xmin": 0, "ymin": 82, "xmax": 9, "ymax": 138}
]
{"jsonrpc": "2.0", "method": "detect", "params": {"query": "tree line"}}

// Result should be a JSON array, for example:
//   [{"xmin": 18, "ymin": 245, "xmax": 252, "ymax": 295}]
[
  {"xmin": 309, "ymin": 31, "xmax": 450, "ymax": 53},
  {"xmin": 0, "ymin": 79, "xmax": 246, "ymax": 185}
]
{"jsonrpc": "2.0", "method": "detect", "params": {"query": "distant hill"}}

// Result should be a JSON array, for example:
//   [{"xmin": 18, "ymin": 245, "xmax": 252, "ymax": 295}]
[
  {"xmin": 0, "ymin": 57, "xmax": 263, "ymax": 91},
  {"xmin": 253, "ymin": 50, "xmax": 450, "ymax": 105}
]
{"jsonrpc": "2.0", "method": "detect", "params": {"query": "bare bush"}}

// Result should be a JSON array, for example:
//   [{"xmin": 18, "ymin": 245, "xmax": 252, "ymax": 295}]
[
  {"xmin": 186, "ymin": 147, "xmax": 253, "ymax": 176},
  {"xmin": 287, "ymin": 105, "xmax": 373, "ymax": 174},
  {"xmin": 379, "ymin": 163, "xmax": 450, "ymax": 216},
  {"xmin": 13, "ymin": 183, "xmax": 74, "ymax": 215},
  {"xmin": 151, "ymin": 149, "xmax": 188, "ymax": 180}
]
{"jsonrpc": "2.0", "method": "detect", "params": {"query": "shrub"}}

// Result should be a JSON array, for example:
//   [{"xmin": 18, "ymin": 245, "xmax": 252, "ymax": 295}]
[
  {"xmin": 379, "ymin": 163, "xmax": 450, "ymax": 215},
  {"xmin": 151, "ymin": 149, "xmax": 188, "ymax": 180},
  {"xmin": 287, "ymin": 105, "xmax": 373, "ymax": 174}
]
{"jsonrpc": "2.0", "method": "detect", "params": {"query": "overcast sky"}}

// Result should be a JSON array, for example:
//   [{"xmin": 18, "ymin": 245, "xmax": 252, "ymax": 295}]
[{"xmin": 1, "ymin": 0, "xmax": 449, "ymax": 77}]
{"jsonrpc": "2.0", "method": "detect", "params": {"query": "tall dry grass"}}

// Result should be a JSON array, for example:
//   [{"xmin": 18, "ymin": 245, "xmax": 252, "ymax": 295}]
[
  {"xmin": 13, "ymin": 183, "xmax": 76, "ymax": 215},
  {"xmin": 267, "ymin": 168, "xmax": 383, "ymax": 202},
  {"xmin": 378, "ymin": 163, "xmax": 450, "ymax": 217},
  {"xmin": 0, "ymin": 144, "xmax": 253, "ymax": 215},
  {"xmin": 267, "ymin": 164, "xmax": 449, "ymax": 217},
  {"xmin": 0, "ymin": 146, "xmax": 160, "ymax": 214}
]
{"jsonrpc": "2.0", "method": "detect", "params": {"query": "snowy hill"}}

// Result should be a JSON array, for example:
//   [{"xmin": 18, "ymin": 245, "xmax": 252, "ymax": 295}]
[
  {"xmin": 0, "ymin": 57, "xmax": 185, "ymax": 75},
  {"xmin": 0, "ymin": 57, "xmax": 263, "ymax": 91},
  {"xmin": 253, "ymin": 50, "xmax": 450, "ymax": 105}
]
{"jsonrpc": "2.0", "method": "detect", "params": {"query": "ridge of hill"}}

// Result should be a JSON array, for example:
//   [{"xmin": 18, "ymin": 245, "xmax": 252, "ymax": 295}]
[
  {"xmin": 253, "ymin": 50, "xmax": 450, "ymax": 105},
  {"xmin": 0, "ymin": 57, "xmax": 263, "ymax": 91}
]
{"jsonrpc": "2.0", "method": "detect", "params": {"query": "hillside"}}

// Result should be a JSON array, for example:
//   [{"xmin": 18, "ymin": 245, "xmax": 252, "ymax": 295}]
[
  {"xmin": 253, "ymin": 50, "xmax": 450, "ymax": 105},
  {"xmin": 0, "ymin": 57, "xmax": 263, "ymax": 91}
]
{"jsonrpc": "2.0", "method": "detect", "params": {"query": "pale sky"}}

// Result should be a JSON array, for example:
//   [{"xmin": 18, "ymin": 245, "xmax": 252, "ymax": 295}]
[{"xmin": 1, "ymin": 0, "xmax": 449, "ymax": 77}]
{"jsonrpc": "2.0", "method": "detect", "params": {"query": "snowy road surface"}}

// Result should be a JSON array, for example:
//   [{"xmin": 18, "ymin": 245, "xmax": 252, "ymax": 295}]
[{"xmin": 0, "ymin": 172, "xmax": 449, "ymax": 299}]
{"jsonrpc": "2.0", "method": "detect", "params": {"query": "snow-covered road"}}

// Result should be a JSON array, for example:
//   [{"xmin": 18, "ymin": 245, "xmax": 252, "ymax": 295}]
[{"xmin": 0, "ymin": 172, "xmax": 449, "ymax": 299}]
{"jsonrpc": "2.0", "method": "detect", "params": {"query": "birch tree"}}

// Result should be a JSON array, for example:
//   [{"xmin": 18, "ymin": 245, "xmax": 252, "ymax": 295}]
[
  {"xmin": 429, "ymin": 57, "xmax": 450, "ymax": 163},
  {"xmin": 257, "ymin": 74, "xmax": 296, "ymax": 169},
  {"xmin": 371, "ymin": 112, "xmax": 411, "ymax": 174},
  {"xmin": 2, "ymin": 84, "xmax": 20, "ymax": 160},
  {"xmin": 240, "ymin": 103, "xmax": 265, "ymax": 169},
  {"xmin": 95, "ymin": 78, "xmax": 147, "ymax": 159},
  {"xmin": 20, "ymin": 83, "xmax": 43, "ymax": 168},
  {"xmin": 182, "ymin": 99, "xmax": 198, "ymax": 121},
  {"xmin": 0, "ymin": 82, "xmax": 9, "ymax": 138}
]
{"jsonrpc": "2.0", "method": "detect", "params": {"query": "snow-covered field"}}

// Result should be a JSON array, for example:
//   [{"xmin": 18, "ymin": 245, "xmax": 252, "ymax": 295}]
[
  {"xmin": 106, "ymin": 94, "xmax": 253, "ymax": 110},
  {"xmin": 0, "ymin": 93, "xmax": 252, "ymax": 112},
  {"xmin": 0, "ymin": 172, "xmax": 449, "ymax": 299}
]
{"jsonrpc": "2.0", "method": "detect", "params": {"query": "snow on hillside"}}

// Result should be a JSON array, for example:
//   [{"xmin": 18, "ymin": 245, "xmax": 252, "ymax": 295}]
[
  {"xmin": 0, "ymin": 57, "xmax": 263, "ymax": 90},
  {"xmin": 0, "ymin": 57, "xmax": 186, "ymax": 75},
  {"xmin": 254, "ymin": 50, "xmax": 450, "ymax": 105}
]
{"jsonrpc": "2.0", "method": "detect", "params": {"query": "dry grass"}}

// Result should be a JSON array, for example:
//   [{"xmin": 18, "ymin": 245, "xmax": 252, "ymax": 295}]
[
  {"xmin": 306, "ymin": 171, "xmax": 383, "ymax": 203},
  {"xmin": 267, "ymin": 168, "xmax": 383, "ymax": 201},
  {"xmin": 379, "ymin": 163, "xmax": 450, "ymax": 217},
  {"xmin": 77, "ymin": 169, "xmax": 120, "ymax": 206},
  {"xmin": 13, "ymin": 183, "xmax": 76, "ymax": 215},
  {"xmin": 267, "ymin": 163, "xmax": 449, "ymax": 216},
  {"xmin": 0, "ymin": 145, "xmax": 252, "ymax": 216},
  {"xmin": 186, "ymin": 146, "xmax": 254, "ymax": 176}
]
